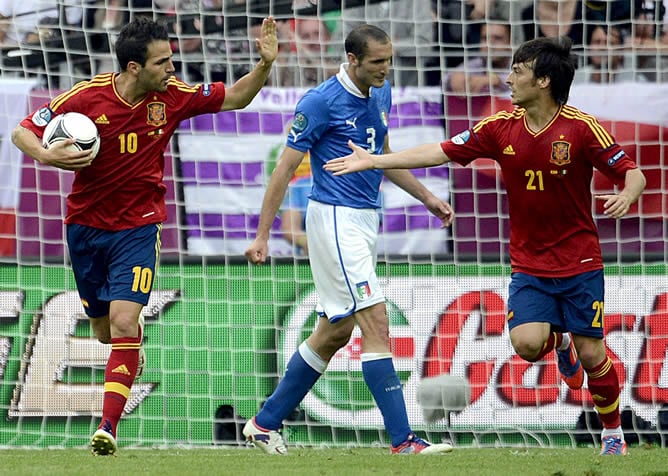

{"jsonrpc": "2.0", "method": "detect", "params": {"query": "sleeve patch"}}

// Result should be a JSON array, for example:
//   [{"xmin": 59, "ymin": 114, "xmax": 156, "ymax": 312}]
[
  {"xmin": 32, "ymin": 107, "xmax": 53, "ymax": 127},
  {"xmin": 607, "ymin": 150, "xmax": 626, "ymax": 166},
  {"xmin": 292, "ymin": 113, "xmax": 308, "ymax": 133},
  {"xmin": 451, "ymin": 130, "xmax": 471, "ymax": 145}
]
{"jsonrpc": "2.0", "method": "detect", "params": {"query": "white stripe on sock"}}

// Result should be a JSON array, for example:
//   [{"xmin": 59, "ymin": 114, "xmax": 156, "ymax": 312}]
[
  {"xmin": 298, "ymin": 341, "xmax": 327, "ymax": 373},
  {"xmin": 360, "ymin": 352, "xmax": 393, "ymax": 362}
]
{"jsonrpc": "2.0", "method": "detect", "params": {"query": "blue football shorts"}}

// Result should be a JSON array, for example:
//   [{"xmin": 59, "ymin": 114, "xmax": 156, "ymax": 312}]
[
  {"xmin": 506, "ymin": 269, "xmax": 605, "ymax": 338},
  {"xmin": 67, "ymin": 223, "xmax": 162, "ymax": 318}
]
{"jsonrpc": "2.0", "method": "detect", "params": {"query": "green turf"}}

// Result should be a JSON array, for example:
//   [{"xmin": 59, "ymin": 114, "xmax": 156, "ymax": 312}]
[{"xmin": 1, "ymin": 447, "xmax": 667, "ymax": 476}]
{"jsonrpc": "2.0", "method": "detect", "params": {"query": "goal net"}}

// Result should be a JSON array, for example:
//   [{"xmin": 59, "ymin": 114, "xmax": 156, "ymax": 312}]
[{"xmin": 0, "ymin": 0, "xmax": 666, "ymax": 450}]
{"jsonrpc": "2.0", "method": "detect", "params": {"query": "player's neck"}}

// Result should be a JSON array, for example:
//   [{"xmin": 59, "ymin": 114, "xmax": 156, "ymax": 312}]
[
  {"xmin": 114, "ymin": 73, "xmax": 149, "ymax": 106},
  {"xmin": 523, "ymin": 100, "xmax": 560, "ymax": 132},
  {"xmin": 346, "ymin": 66, "xmax": 371, "ymax": 97}
]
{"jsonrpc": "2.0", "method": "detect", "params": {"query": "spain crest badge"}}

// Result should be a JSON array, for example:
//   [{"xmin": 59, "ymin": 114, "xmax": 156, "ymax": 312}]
[
  {"xmin": 147, "ymin": 102, "xmax": 167, "ymax": 127},
  {"xmin": 550, "ymin": 141, "xmax": 571, "ymax": 166}
]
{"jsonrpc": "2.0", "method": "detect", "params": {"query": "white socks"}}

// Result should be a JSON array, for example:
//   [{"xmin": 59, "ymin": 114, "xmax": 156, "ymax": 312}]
[
  {"xmin": 601, "ymin": 427, "xmax": 624, "ymax": 440},
  {"xmin": 557, "ymin": 332, "xmax": 571, "ymax": 351}
]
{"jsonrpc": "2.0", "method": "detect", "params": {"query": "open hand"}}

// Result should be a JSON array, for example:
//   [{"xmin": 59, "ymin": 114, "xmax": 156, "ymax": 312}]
[
  {"xmin": 256, "ymin": 17, "xmax": 278, "ymax": 65},
  {"xmin": 595, "ymin": 194, "xmax": 633, "ymax": 219},
  {"xmin": 323, "ymin": 140, "xmax": 374, "ymax": 175}
]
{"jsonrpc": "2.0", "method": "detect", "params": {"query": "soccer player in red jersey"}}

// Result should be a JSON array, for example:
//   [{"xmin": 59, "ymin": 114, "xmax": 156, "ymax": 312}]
[
  {"xmin": 325, "ymin": 36, "xmax": 646, "ymax": 456},
  {"xmin": 12, "ymin": 16, "xmax": 277, "ymax": 455}
]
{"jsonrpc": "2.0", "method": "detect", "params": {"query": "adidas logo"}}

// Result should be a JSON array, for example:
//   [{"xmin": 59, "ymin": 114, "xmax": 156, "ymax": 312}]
[
  {"xmin": 111, "ymin": 364, "xmax": 130, "ymax": 376},
  {"xmin": 503, "ymin": 144, "xmax": 515, "ymax": 155},
  {"xmin": 95, "ymin": 114, "xmax": 110, "ymax": 125}
]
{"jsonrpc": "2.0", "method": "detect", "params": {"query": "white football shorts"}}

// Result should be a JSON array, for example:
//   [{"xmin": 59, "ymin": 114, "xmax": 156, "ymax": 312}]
[{"xmin": 305, "ymin": 200, "xmax": 385, "ymax": 323}]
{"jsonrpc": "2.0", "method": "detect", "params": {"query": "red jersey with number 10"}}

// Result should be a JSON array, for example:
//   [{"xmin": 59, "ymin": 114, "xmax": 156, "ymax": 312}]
[
  {"xmin": 441, "ymin": 104, "xmax": 638, "ymax": 278},
  {"xmin": 21, "ymin": 73, "xmax": 226, "ymax": 230}
]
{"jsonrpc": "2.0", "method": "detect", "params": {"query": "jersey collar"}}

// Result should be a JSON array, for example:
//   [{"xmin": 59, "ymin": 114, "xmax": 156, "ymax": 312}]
[{"xmin": 336, "ymin": 63, "xmax": 367, "ymax": 99}]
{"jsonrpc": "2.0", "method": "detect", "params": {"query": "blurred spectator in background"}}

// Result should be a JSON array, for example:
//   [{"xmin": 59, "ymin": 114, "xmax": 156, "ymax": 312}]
[
  {"xmin": 340, "ymin": 0, "xmax": 435, "ymax": 86},
  {"xmin": 521, "ymin": 0, "xmax": 586, "ymax": 49},
  {"xmin": 575, "ymin": 24, "xmax": 636, "ymax": 84},
  {"xmin": 169, "ymin": 0, "xmax": 270, "ymax": 84},
  {"xmin": 663, "ymin": 0, "xmax": 668, "ymax": 42},
  {"xmin": 0, "ymin": 0, "xmax": 82, "ymax": 46},
  {"xmin": 167, "ymin": 0, "xmax": 205, "ymax": 82},
  {"xmin": 280, "ymin": 153, "xmax": 312, "ymax": 256},
  {"xmin": 275, "ymin": 16, "xmax": 339, "ymax": 87},
  {"xmin": 99, "ymin": 0, "xmax": 126, "ymax": 30},
  {"xmin": 436, "ymin": 0, "xmax": 484, "ymax": 70},
  {"xmin": 444, "ymin": 20, "xmax": 512, "ymax": 95},
  {"xmin": 434, "ymin": 1, "xmax": 527, "ymax": 80},
  {"xmin": 624, "ymin": 0, "xmax": 668, "ymax": 82},
  {"xmin": 96, "ymin": 0, "xmax": 155, "ymax": 31}
]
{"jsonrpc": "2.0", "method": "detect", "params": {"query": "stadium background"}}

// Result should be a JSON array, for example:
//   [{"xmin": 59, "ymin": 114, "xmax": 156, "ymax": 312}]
[{"xmin": 0, "ymin": 0, "xmax": 667, "ymax": 449}]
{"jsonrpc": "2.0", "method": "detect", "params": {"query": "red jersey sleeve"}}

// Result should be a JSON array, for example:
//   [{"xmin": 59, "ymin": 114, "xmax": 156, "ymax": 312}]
[
  {"xmin": 585, "ymin": 129, "xmax": 637, "ymax": 185},
  {"xmin": 440, "ymin": 112, "xmax": 509, "ymax": 164},
  {"xmin": 17, "ymin": 74, "xmax": 228, "ymax": 231},
  {"xmin": 20, "ymin": 102, "xmax": 53, "ymax": 138},
  {"xmin": 166, "ymin": 79, "xmax": 226, "ymax": 121}
]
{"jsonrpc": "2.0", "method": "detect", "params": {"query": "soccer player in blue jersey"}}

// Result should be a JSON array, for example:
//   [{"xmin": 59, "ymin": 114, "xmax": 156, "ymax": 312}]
[{"xmin": 244, "ymin": 24, "xmax": 454, "ymax": 455}]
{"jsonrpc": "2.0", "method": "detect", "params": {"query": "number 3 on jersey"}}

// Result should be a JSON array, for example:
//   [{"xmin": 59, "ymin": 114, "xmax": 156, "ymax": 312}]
[{"xmin": 366, "ymin": 128, "xmax": 376, "ymax": 152}]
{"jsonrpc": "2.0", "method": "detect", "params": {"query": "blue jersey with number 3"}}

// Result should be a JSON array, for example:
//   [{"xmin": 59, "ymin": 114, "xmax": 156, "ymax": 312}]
[{"xmin": 286, "ymin": 69, "xmax": 390, "ymax": 209}]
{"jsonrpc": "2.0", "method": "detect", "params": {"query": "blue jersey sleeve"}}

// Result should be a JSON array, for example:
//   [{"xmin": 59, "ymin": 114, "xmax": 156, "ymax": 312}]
[{"xmin": 286, "ymin": 91, "xmax": 329, "ymax": 153}]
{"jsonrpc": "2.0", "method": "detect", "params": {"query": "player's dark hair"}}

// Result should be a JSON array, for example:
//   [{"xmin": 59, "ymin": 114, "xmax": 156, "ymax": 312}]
[
  {"xmin": 512, "ymin": 36, "xmax": 577, "ymax": 105},
  {"xmin": 115, "ymin": 17, "xmax": 170, "ymax": 71},
  {"xmin": 345, "ymin": 24, "xmax": 391, "ymax": 61}
]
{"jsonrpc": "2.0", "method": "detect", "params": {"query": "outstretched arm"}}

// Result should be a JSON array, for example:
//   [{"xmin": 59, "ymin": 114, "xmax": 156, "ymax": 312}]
[
  {"xmin": 324, "ymin": 140, "xmax": 450, "ymax": 175},
  {"xmin": 220, "ymin": 17, "xmax": 278, "ymax": 111},
  {"xmin": 595, "ymin": 168, "xmax": 646, "ymax": 219}
]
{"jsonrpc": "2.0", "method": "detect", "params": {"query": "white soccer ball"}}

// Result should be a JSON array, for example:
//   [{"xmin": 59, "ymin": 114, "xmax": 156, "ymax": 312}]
[{"xmin": 42, "ymin": 112, "xmax": 100, "ymax": 159}]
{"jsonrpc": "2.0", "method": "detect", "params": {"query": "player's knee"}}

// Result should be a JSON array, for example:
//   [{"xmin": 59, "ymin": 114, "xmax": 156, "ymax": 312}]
[
  {"xmin": 573, "ymin": 337, "xmax": 606, "ymax": 369},
  {"xmin": 90, "ymin": 322, "xmax": 111, "ymax": 344},
  {"xmin": 329, "ymin": 326, "xmax": 354, "ymax": 350},
  {"xmin": 511, "ymin": 339, "xmax": 544, "ymax": 362}
]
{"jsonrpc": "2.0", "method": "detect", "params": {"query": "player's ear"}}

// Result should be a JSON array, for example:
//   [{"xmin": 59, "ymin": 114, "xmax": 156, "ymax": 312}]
[
  {"xmin": 537, "ymin": 75, "xmax": 551, "ymax": 90},
  {"xmin": 127, "ymin": 60, "xmax": 142, "ymax": 75},
  {"xmin": 347, "ymin": 52, "xmax": 357, "ymax": 66}
]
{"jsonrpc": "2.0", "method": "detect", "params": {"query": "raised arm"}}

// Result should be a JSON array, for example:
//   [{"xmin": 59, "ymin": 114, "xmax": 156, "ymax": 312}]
[
  {"xmin": 324, "ymin": 140, "xmax": 450, "ymax": 175},
  {"xmin": 220, "ymin": 17, "xmax": 278, "ymax": 111}
]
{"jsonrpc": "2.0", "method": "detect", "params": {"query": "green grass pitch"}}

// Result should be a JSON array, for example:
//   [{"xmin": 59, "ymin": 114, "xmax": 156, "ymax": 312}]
[{"xmin": 1, "ymin": 446, "xmax": 667, "ymax": 476}]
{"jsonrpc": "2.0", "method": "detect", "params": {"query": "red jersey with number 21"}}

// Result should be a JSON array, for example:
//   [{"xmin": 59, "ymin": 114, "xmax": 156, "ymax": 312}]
[
  {"xmin": 20, "ymin": 73, "xmax": 226, "ymax": 230},
  {"xmin": 441, "ymin": 104, "xmax": 638, "ymax": 278}
]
